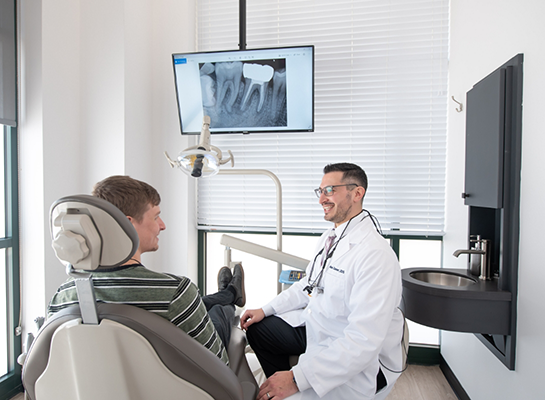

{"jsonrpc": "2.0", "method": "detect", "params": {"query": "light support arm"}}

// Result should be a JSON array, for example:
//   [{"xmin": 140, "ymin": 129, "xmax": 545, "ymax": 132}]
[
  {"xmin": 165, "ymin": 119, "xmax": 287, "ymax": 292},
  {"xmin": 164, "ymin": 116, "xmax": 234, "ymax": 178},
  {"xmin": 218, "ymin": 169, "xmax": 285, "ymax": 293}
]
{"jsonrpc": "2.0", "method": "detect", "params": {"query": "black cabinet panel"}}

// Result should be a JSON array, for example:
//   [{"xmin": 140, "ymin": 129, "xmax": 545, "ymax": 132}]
[
  {"xmin": 461, "ymin": 53, "xmax": 523, "ymax": 370},
  {"xmin": 464, "ymin": 68, "xmax": 505, "ymax": 208}
]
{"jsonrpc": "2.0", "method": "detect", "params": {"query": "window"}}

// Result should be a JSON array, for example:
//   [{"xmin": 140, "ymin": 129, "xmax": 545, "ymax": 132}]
[
  {"xmin": 196, "ymin": 0, "xmax": 448, "ymax": 348},
  {"xmin": 196, "ymin": 0, "xmax": 449, "ymax": 236},
  {"xmin": 0, "ymin": 0, "xmax": 22, "ymax": 397},
  {"xmin": 397, "ymin": 237, "xmax": 442, "ymax": 345},
  {"xmin": 0, "ymin": 125, "xmax": 21, "ymax": 398},
  {"xmin": 205, "ymin": 232, "xmax": 321, "ymax": 309}
]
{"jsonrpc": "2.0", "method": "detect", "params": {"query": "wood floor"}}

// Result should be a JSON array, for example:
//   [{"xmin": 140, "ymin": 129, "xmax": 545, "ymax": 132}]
[
  {"xmin": 387, "ymin": 364, "xmax": 458, "ymax": 400},
  {"xmin": 11, "ymin": 364, "xmax": 457, "ymax": 400}
]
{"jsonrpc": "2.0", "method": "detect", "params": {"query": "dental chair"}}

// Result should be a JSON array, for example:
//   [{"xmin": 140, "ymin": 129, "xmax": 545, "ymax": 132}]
[{"xmin": 21, "ymin": 195, "xmax": 258, "ymax": 400}]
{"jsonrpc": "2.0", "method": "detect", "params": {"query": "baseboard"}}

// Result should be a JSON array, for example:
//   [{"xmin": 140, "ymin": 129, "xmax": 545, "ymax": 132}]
[
  {"xmin": 407, "ymin": 344, "xmax": 441, "ymax": 365},
  {"xmin": 439, "ymin": 355, "xmax": 470, "ymax": 400}
]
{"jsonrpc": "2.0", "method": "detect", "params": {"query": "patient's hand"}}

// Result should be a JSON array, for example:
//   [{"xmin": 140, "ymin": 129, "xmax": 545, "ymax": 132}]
[{"xmin": 240, "ymin": 308, "xmax": 265, "ymax": 331}]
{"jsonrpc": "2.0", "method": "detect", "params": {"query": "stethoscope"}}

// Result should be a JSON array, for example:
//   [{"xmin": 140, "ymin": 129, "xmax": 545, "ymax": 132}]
[{"xmin": 303, "ymin": 209, "xmax": 382, "ymax": 296}]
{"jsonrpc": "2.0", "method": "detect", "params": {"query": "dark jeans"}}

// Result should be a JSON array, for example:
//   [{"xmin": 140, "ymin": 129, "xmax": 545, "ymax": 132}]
[
  {"xmin": 202, "ymin": 288, "xmax": 236, "ymax": 349},
  {"xmin": 246, "ymin": 315, "xmax": 307, "ymax": 378},
  {"xmin": 246, "ymin": 315, "xmax": 387, "ymax": 393}
]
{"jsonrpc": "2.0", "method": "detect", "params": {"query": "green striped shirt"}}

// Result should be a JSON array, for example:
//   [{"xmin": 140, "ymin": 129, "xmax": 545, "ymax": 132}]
[{"xmin": 47, "ymin": 264, "xmax": 229, "ymax": 365}]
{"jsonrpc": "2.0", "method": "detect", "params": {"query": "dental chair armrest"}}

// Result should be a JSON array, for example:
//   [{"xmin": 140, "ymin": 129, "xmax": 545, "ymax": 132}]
[
  {"xmin": 228, "ymin": 326, "xmax": 259, "ymax": 400},
  {"xmin": 228, "ymin": 326, "xmax": 248, "ymax": 376}
]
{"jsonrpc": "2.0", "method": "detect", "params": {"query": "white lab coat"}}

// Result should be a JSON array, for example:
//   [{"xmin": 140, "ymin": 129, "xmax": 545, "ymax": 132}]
[{"xmin": 263, "ymin": 216, "xmax": 404, "ymax": 399}]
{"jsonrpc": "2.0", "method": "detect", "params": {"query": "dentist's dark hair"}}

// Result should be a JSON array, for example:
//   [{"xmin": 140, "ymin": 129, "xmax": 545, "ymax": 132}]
[
  {"xmin": 323, "ymin": 162, "xmax": 368, "ymax": 191},
  {"xmin": 92, "ymin": 175, "xmax": 161, "ymax": 222}
]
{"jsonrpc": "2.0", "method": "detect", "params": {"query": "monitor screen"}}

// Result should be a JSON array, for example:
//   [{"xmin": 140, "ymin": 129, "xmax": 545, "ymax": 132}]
[{"xmin": 172, "ymin": 45, "xmax": 314, "ymax": 134}]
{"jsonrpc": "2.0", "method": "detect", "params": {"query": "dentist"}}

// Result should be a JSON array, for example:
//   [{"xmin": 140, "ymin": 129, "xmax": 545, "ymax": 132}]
[{"xmin": 241, "ymin": 163, "xmax": 404, "ymax": 400}]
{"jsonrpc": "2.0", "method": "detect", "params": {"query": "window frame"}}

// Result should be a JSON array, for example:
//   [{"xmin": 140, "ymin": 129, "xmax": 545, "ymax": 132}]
[
  {"xmin": 0, "ymin": 125, "xmax": 22, "ymax": 399},
  {"xmin": 0, "ymin": 0, "xmax": 22, "ymax": 396}
]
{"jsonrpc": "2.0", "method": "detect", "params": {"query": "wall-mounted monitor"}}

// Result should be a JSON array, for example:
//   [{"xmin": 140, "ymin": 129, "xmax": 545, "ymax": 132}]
[{"xmin": 172, "ymin": 45, "xmax": 314, "ymax": 134}]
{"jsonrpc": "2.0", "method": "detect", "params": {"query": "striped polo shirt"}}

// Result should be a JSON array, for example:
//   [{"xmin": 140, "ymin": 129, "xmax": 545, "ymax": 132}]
[{"xmin": 47, "ymin": 264, "xmax": 229, "ymax": 365}]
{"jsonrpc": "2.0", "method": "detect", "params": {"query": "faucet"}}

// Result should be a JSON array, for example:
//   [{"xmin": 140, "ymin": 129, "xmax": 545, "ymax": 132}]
[{"xmin": 453, "ymin": 235, "xmax": 491, "ymax": 280}]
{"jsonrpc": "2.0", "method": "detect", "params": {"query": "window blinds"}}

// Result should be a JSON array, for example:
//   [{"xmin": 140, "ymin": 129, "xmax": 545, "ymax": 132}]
[
  {"xmin": 196, "ymin": 0, "xmax": 449, "ymax": 235},
  {"xmin": 0, "ymin": 0, "xmax": 17, "ymax": 127}
]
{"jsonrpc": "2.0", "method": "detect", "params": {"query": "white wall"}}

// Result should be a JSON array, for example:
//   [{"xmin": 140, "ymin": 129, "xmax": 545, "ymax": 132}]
[
  {"xmin": 18, "ymin": 0, "xmax": 197, "ymax": 336},
  {"xmin": 442, "ymin": 1, "xmax": 545, "ymax": 398}
]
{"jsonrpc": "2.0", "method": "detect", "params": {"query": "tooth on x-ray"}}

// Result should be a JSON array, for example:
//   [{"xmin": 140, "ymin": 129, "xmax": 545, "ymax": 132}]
[
  {"xmin": 215, "ymin": 62, "xmax": 243, "ymax": 113},
  {"xmin": 240, "ymin": 63, "xmax": 274, "ymax": 112},
  {"xmin": 271, "ymin": 69, "xmax": 287, "ymax": 117},
  {"xmin": 200, "ymin": 63, "xmax": 216, "ymax": 107}
]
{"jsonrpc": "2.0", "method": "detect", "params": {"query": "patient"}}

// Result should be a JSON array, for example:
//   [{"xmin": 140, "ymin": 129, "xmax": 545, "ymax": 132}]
[{"xmin": 47, "ymin": 175, "xmax": 244, "ymax": 365}]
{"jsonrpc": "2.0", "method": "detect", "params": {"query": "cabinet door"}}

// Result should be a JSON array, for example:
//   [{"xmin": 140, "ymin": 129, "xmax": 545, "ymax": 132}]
[{"xmin": 464, "ymin": 68, "xmax": 505, "ymax": 208}]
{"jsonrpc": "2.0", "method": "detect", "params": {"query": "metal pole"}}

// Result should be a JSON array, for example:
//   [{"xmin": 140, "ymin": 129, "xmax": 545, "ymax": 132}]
[{"xmin": 239, "ymin": 0, "xmax": 246, "ymax": 50}]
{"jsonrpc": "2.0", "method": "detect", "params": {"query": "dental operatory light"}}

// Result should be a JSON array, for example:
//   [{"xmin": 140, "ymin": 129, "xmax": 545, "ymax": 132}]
[{"xmin": 164, "ymin": 116, "xmax": 234, "ymax": 178}]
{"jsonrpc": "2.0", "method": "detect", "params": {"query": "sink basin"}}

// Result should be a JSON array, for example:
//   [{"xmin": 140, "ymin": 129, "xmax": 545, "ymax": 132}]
[
  {"xmin": 401, "ymin": 268, "xmax": 512, "ymax": 335},
  {"xmin": 409, "ymin": 270, "xmax": 477, "ymax": 287}
]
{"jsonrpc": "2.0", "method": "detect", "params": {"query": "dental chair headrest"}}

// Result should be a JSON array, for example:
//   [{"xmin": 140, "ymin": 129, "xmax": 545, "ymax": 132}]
[{"xmin": 50, "ymin": 195, "xmax": 139, "ymax": 271}]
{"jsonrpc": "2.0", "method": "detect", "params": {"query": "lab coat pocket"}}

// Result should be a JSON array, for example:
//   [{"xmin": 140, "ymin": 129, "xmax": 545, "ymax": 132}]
[{"xmin": 321, "ymin": 268, "xmax": 346, "ymax": 318}]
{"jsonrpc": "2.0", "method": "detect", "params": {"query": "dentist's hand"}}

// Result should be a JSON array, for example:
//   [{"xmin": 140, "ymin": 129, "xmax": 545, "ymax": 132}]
[
  {"xmin": 240, "ymin": 308, "xmax": 265, "ymax": 331},
  {"xmin": 258, "ymin": 371, "xmax": 299, "ymax": 400}
]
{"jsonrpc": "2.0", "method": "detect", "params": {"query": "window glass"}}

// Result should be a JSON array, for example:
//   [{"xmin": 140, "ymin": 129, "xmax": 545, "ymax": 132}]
[
  {"xmin": 0, "ymin": 124, "xmax": 21, "ymax": 393},
  {"xmin": 206, "ymin": 233, "xmax": 320, "ymax": 309},
  {"xmin": 206, "ymin": 232, "xmax": 441, "ymax": 346},
  {"xmin": 0, "ymin": 248, "xmax": 6, "ymax": 376},
  {"xmin": 399, "ymin": 239, "xmax": 442, "ymax": 269},
  {"xmin": 0, "ymin": 126, "xmax": 6, "ymax": 375},
  {"xmin": 399, "ymin": 239, "xmax": 442, "ymax": 345},
  {"xmin": 0, "ymin": 133, "xmax": 4, "ymax": 236}
]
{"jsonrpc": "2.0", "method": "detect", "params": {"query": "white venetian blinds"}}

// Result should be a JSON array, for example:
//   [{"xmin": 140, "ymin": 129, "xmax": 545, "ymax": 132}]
[{"xmin": 196, "ymin": 0, "xmax": 449, "ymax": 235}]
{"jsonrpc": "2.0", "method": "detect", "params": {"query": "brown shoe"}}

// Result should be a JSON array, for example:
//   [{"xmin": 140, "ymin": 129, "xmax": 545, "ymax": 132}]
[
  {"xmin": 217, "ymin": 266, "xmax": 232, "ymax": 292},
  {"xmin": 229, "ymin": 263, "xmax": 246, "ymax": 307}
]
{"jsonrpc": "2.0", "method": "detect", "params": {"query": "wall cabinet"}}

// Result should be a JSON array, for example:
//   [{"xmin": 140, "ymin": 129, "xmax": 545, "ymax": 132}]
[{"xmin": 464, "ymin": 68, "xmax": 506, "ymax": 208}]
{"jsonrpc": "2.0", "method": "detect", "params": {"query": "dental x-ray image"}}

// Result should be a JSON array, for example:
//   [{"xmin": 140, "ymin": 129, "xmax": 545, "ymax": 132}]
[
  {"xmin": 199, "ymin": 59, "xmax": 287, "ymax": 130},
  {"xmin": 172, "ymin": 45, "xmax": 314, "ymax": 134}
]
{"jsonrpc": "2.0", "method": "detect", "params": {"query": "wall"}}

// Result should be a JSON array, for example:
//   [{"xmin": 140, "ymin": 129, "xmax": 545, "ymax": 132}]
[
  {"xmin": 18, "ymin": 0, "xmax": 197, "ymax": 336},
  {"xmin": 442, "ymin": 1, "xmax": 545, "ymax": 398},
  {"xmin": 17, "ymin": 1, "xmax": 545, "ymax": 397}
]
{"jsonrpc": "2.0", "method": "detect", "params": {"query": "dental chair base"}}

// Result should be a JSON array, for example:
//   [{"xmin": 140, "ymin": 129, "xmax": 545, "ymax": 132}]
[{"xmin": 22, "ymin": 304, "xmax": 258, "ymax": 400}]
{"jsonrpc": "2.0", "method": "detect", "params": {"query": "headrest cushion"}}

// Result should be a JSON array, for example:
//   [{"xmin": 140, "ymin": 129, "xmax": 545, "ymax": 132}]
[{"xmin": 50, "ymin": 195, "xmax": 139, "ymax": 271}]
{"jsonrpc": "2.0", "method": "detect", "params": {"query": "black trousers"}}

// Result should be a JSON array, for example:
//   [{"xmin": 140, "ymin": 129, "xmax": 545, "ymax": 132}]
[
  {"xmin": 246, "ymin": 315, "xmax": 387, "ymax": 393},
  {"xmin": 246, "ymin": 315, "xmax": 307, "ymax": 378},
  {"xmin": 202, "ymin": 288, "xmax": 236, "ymax": 349}
]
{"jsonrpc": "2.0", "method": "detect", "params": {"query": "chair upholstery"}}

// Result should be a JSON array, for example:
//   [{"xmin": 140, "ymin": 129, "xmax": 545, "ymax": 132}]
[
  {"xmin": 23, "ymin": 304, "xmax": 257, "ymax": 400},
  {"xmin": 22, "ymin": 195, "xmax": 258, "ymax": 400}
]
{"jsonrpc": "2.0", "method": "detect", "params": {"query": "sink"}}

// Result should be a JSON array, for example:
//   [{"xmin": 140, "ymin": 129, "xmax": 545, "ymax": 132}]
[
  {"xmin": 401, "ymin": 268, "xmax": 512, "ymax": 335},
  {"xmin": 409, "ymin": 270, "xmax": 477, "ymax": 287}
]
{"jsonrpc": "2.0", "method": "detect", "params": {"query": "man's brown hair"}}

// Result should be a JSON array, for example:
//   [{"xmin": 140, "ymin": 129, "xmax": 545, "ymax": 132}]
[{"xmin": 92, "ymin": 175, "xmax": 161, "ymax": 222}]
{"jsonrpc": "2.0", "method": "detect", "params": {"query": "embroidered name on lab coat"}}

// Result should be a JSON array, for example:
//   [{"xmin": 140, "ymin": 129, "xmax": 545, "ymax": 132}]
[{"xmin": 328, "ymin": 265, "xmax": 345, "ymax": 274}]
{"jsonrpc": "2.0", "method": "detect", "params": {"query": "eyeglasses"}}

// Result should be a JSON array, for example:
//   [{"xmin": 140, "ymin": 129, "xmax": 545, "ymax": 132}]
[{"xmin": 314, "ymin": 184, "xmax": 358, "ymax": 198}]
